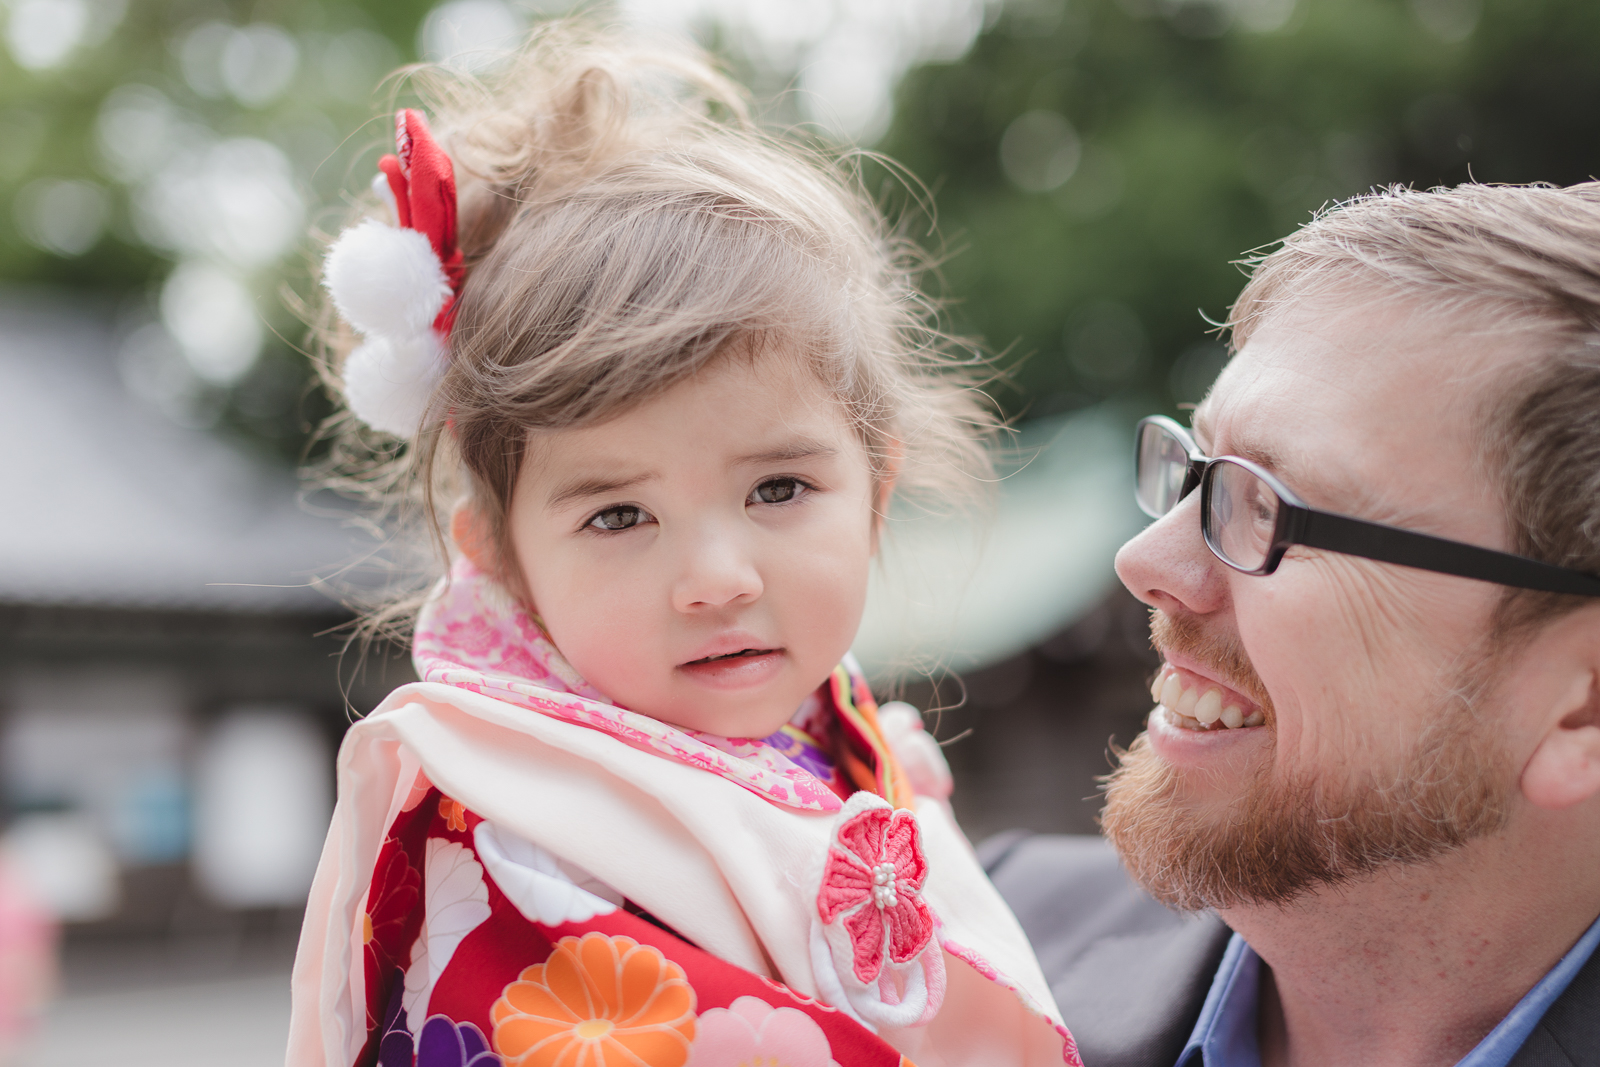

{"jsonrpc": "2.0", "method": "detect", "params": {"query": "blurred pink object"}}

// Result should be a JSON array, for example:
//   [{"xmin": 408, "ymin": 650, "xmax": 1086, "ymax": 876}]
[{"xmin": 0, "ymin": 853, "xmax": 56, "ymax": 1061}]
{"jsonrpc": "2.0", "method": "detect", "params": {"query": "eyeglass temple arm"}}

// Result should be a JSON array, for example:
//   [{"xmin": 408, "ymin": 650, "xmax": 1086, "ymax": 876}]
[{"xmin": 1292, "ymin": 508, "xmax": 1600, "ymax": 597}]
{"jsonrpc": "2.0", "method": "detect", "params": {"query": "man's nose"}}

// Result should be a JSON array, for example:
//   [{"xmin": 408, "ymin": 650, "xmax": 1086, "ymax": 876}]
[
  {"xmin": 1114, "ymin": 491, "xmax": 1229, "ymax": 616},
  {"xmin": 670, "ymin": 522, "xmax": 764, "ymax": 613}
]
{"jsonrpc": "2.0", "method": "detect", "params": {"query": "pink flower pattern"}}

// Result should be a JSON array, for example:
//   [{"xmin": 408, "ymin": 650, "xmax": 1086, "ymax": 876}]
[
  {"xmin": 816, "ymin": 806, "xmax": 934, "ymax": 984},
  {"xmin": 686, "ymin": 996, "xmax": 841, "ymax": 1067}
]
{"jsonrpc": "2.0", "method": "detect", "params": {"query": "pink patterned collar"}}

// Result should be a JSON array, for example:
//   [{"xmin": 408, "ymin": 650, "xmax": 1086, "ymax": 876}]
[{"xmin": 411, "ymin": 558, "xmax": 847, "ymax": 812}]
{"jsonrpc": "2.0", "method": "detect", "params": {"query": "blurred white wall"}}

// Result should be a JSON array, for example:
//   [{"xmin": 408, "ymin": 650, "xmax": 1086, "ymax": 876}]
[
  {"xmin": 1, "ymin": 671, "xmax": 192, "ymax": 922},
  {"xmin": 852, "ymin": 406, "xmax": 1142, "ymax": 680},
  {"xmin": 192, "ymin": 708, "xmax": 331, "ymax": 909}
]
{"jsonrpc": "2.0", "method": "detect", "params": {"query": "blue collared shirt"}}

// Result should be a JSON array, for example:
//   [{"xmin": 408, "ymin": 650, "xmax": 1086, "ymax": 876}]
[{"xmin": 1175, "ymin": 912, "xmax": 1600, "ymax": 1067}]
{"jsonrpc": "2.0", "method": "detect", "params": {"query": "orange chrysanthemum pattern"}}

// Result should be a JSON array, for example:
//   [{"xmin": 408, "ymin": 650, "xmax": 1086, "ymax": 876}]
[
  {"xmin": 492, "ymin": 932, "xmax": 697, "ymax": 1067},
  {"xmin": 439, "ymin": 796, "xmax": 468, "ymax": 832}
]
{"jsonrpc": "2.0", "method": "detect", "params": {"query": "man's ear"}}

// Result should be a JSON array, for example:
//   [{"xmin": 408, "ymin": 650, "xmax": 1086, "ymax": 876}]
[
  {"xmin": 1522, "ymin": 666, "xmax": 1600, "ymax": 811},
  {"xmin": 449, "ymin": 502, "xmax": 499, "ymax": 577}
]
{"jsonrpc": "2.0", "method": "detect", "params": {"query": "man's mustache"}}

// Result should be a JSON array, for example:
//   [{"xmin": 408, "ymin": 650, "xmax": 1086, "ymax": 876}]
[{"xmin": 1148, "ymin": 610, "xmax": 1274, "ymax": 716}]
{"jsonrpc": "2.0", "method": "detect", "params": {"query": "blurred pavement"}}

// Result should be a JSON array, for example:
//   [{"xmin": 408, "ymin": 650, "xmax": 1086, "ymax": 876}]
[
  {"xmin": 25, "ymin": 970, "xmax": 290, "ymax": 1066},
  {"xmin": 19, "ymin": 928, "xmax": 296, "ymax": 1067}
]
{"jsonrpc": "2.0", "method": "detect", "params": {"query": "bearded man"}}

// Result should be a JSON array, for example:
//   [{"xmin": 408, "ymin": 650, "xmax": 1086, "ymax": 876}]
[{"xmin": 988, "ymin": 183, "xmax": 1600, "ymax": 1067}]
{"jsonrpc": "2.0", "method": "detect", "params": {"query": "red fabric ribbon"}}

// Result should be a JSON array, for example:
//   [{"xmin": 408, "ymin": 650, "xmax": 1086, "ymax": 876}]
[{"xmin": 377, "ymin": 108, "xmax": 463, "ymax": 335}]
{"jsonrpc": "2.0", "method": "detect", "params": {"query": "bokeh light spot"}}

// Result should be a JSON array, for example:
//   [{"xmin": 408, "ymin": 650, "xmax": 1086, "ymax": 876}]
[
  {"xmin": 133, "ymin": 137, "xmax": 304, "ymax": 269},
  {"xmin": 1001, "ymin": 110, "xmax": 1082, "ymax": 193},
  {"xmin": 419, "ymin": 0, "xmax": 524, "ymax": 72},
  {"xmin": 1065, "ymin": 300, "xmax": 1148, "ymax": 385},
  {"xmin": 160, "ymin": 261, "xmax": 262, "ymax": 385},
  {"xmin": 1410, "ymin": 0, "xmax": 1480, "ymax": 43},
  {"xmin": 5, "ymin": 0, "xmax": 88, "ymax": 71},
  {"xmin": 14, "ymin": 178, "xmax": 108, "ymax": 257},
  {"xmin": 221, "ymin": 23, "xmax": 300, "ymax": 108}
]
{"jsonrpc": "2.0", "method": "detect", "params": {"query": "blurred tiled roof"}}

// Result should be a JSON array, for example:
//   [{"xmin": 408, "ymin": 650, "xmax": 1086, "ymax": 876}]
[{"xmin": 0, "ymin": 293, "xmax": 373, "ymax": 613}]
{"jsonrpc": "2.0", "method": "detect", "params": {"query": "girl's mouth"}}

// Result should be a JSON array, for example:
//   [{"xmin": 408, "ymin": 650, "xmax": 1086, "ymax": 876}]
[
  {"xmin": 677, "ymin": 647, "xmax": 785, "ymax": 689},
  {"xmin": 686, "ymin": 647, "xmax": 778, "ymax": 665}
]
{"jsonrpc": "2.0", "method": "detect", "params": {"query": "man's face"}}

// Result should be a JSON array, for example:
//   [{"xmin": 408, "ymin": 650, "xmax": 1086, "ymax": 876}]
[{"xmin": 1103, "ymin": 289, "xmax": 1530, "ymax": 910}]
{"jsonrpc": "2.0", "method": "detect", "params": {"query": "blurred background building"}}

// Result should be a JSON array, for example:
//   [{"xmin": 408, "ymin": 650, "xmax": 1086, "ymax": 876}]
[{"xmin": 5, "ymin": 0, "xmax": 1600, "ymax": 1060}]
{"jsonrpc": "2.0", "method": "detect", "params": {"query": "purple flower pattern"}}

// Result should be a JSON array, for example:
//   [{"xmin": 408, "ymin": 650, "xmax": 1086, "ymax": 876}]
[
  {"xmin": 417, "ymin": 1015, "xmax": 499, "ymax": 1067},
  {"xmin": 375, "ymin": 967, "xmax": 500, "ymax": 1067}
]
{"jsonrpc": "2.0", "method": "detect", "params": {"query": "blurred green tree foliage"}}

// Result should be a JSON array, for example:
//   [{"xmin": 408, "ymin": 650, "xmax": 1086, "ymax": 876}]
[
  {"xmin": 878, "ymin": 0, "xmax": 1600, "ymax": 416},
  {"xmin": 0, "ymin": 0, "xmax": 435, "ymax": 455},
  {"xmin": 8, "ymin": 0, "xmax": 1600, "ymax": 458}
]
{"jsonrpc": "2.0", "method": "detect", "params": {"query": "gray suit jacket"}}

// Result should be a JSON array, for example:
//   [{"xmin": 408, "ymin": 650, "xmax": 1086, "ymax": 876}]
[{"xmin": 982, "ymin": 832, "xmax": 1600, "ymax": 1067}]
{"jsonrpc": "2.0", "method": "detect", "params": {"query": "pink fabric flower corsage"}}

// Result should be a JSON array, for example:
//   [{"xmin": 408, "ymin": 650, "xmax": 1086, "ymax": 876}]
[
  {"xmin": 810, "ymin": 792, "xmax": 945, "ymax": 1030},
  {"xmin": 819, "ymin": 803, "xmax": 933, "ymax": 981}
]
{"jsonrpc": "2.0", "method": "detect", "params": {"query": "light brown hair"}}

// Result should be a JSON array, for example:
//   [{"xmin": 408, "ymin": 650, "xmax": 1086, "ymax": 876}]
[
  {"xmin": 314, "ymin": 22, "xmax": 997, "ymax": 639},
  {"xmin": 1226, "ymin": 181, "xmax": 1600, "ymax": 635}
]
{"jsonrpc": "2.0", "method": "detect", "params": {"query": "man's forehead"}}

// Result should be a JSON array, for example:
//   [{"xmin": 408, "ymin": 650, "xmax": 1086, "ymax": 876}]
[
  {"xmin": 1189, "ymin": 349, "xmax": 1335, "ymax": 472},
  {"xmin": 1193, "ymin": 291, "xmax": 1520, "ymax": 516}
]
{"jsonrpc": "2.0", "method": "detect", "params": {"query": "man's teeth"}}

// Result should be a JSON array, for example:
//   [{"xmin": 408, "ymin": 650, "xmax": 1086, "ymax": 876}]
[{"xmin": 1149, "ymin": 665, "xmax": 1264, "ymax": 731}]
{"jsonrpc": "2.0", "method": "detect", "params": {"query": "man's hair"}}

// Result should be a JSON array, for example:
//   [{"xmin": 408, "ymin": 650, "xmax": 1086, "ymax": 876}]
[{"xmin": 1227, "ymin": 182, "xmax": 1600, "ymax": 634}]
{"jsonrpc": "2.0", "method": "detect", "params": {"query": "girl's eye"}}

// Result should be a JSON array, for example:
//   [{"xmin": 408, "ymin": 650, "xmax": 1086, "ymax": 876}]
[
  {"xmin": 750, "ymin": 478, "xmax": 803, "ymax": 505},
  {"xmin": 586, "ymin": 505, "xmax": 652, "ymax": 532}
]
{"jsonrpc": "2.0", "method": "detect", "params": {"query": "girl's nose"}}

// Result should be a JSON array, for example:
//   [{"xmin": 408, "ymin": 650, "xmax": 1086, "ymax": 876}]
[
  {"xmin": 670, "ymin": 528, "xmax": 764, "ymax": 613},
  {"xmin": 1115, "ymin": 491, "xmax": 1230, "ymax": 617}
]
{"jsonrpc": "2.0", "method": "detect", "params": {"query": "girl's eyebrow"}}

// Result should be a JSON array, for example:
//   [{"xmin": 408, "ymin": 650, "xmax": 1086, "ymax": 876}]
[
  {"xmin": 546, "ymin": 472, "xmax": 655, "ymax": 511},
  {"xmin": 545, "ymin": 437, "xmax": 838, "ymax": 510},
  {"xmin": 736, "ymin": 438, "xmax": 838, "ymax": 465}
]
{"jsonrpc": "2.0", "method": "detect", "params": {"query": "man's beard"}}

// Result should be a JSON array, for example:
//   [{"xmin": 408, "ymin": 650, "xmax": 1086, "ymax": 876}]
[{"xmin": 1099, "ymin": 610, "xmax": 1514, "ymax": 912}]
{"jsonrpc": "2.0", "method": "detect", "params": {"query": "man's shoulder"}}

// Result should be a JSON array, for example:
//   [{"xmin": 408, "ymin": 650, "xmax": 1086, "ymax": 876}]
[
  {"xmin": 986, "ymin": 835, "xmax": 1600, "ymax": 1067},
  {"xmin": 982, "ymin": 832, "xmax": 1232, "ymax": 1067},
  {"xmin": 1508, "ymin": 933, "xmax": 1600, "ymax": 1067}
]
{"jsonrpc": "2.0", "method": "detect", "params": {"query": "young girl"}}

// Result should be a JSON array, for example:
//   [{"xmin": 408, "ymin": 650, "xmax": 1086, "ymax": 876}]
[{"xmin": 289, "ymin": 25, "xmax": 1078, "ymax": 1067}]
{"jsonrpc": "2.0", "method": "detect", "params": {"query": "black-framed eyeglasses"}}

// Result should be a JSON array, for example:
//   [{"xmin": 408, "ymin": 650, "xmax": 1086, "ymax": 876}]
[{"xmin": 1135, "ymin": 414, "xmax": 1600, "ymax": 596}]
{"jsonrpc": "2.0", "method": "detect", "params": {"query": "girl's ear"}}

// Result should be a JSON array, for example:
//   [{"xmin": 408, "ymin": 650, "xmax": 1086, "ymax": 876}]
[
  {"xmin": 449, "ymin": 502, "xmax": 499, "ymax": 576},
  {"xmin": 871, "ymin": 438, "xmax": 904, "ymax": 553}
]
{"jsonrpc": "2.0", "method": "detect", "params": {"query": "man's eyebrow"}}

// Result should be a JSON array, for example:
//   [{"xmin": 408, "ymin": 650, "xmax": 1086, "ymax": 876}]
[
  {"xmin": 735, "ymin": 438, "xmax": 839, "ymax": 466},
  {"xmin": 1229, "ymin": 439, "xmax": 1286, "ymax": 472},
  {"xmin": 545, "ymin": 472, "xmax": 655, "ymax": 512},
  {"xmin": 1189, "ymin": 409, "xmax": 1286, "ymax": 472}
]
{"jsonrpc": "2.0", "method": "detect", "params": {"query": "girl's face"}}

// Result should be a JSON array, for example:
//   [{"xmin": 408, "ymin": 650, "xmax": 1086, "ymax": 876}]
[{"xmin": 503, "ymin": 355, "xmax": 883, "ymax": 738}]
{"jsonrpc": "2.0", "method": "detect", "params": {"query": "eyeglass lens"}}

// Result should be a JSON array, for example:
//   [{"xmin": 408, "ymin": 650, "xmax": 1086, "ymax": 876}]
[
  {"xmin": 1135, "ymin": 421, "xmax": 1193, "ymax": 518},
  {"xmin": 1135, "ymin": 421, "xmax": 1284, "ymax": 573},
  {"xmin": 1206, "ymin": 460, "xmax": 1280, "ymax": 572}
]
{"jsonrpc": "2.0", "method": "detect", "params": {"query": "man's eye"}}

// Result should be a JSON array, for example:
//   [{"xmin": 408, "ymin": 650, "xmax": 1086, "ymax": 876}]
[
  {"xmin": 586, "ymin": 505, "xmax": 650, "ymax": 531},
  {"xmin": 750, "ymin": 478, "xmax": 802, "ymax": 505}
]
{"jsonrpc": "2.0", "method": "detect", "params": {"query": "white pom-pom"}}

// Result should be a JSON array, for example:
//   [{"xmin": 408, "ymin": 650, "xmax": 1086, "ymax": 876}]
[
  {"xmin": 342, "ymin": 333, "xmax": 447, "ymax": 438},
  {"xmin": 324, "ymin": 219, "xmax": 451, "ymax": 339},
  {"xmin": 371, "ymin": 172, "xmax": 398, "ymax": 222},
  {"xmin": 877, "ymin": 702, "xmax": 953, "ymax": 800}
]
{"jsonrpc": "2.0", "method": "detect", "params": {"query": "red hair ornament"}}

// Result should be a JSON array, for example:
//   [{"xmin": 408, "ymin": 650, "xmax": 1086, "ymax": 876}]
[{"xmin": 323, "ymin": 109, "xmax": 462, "ymax": 437}]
